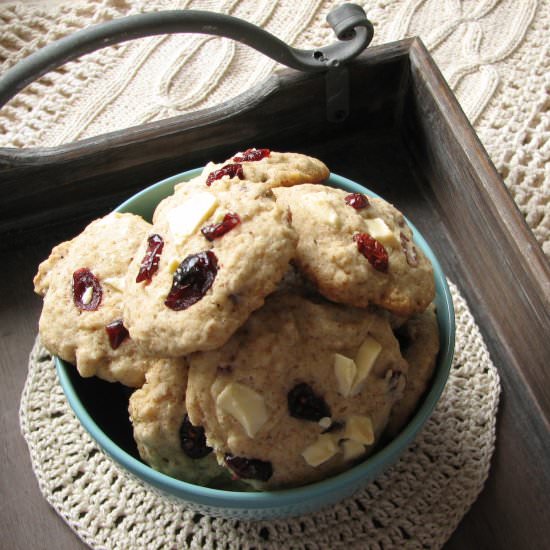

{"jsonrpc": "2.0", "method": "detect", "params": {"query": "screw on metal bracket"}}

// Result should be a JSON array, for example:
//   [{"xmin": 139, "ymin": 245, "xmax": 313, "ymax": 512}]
[
  {"xmin": 0, "ymin": 4, "xmax": 374, "ymax": 122},
  {"xmin": 323, "ymin": 4, "xmax": 374, "ymax": 122},
  {"xmin": 326, "ymin": 66, "xmax": 351, "ymax": 123}
]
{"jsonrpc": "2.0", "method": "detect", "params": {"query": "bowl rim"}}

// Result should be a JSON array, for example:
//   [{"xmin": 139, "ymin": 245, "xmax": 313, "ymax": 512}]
[{"xmin": 56, "ymin": 168, "xmax": 455, "ymax": 509}]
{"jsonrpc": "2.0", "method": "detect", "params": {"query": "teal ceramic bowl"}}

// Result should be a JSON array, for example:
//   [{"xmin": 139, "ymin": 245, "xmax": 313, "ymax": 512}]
[{"xmin": 56, "ymin": 169, "xmax": 455, "ymax": 520}]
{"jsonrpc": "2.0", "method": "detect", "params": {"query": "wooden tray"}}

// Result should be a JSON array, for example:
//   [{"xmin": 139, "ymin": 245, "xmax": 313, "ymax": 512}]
[{"xmin": 1, "ymin": 38, "xmax": 549, "ymax": 549}]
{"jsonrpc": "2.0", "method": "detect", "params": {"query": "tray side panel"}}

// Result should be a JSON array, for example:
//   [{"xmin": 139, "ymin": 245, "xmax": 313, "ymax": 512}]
[{"xmin": 402, "ymin": 38, "xmax": 550, "ymax": 550}]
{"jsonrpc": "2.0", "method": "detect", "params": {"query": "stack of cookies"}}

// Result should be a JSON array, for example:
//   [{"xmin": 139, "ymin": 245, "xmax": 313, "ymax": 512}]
[{"xmin": 34, "ymin": 149, "xmax": 440, "ymax": 490}]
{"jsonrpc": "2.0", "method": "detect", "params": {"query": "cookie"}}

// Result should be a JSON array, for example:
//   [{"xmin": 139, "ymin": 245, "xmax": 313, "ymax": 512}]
[
  {"xmin": 33, "ymin": 213, "xmax": 154, "ymax": 387},
  {"xmin": 123, "ymin": 181, "xmax": 297, "ymax": 357},
  {"xmin": 275, "ymin": 184, "xmax": 435, "ymax": 316},
  {"xmin": 129, "ymin": 358, "xmax": 230, "ymax": 486},
  {"xmin": 173, "ymin": 149, "xmax": 329, "ymax": 193},
  {"xmin": 386, "ymin": 304, "xmax": 440, "ymax": 436},
  {"xmin": 185, "ymin": 292, "xmax": 408, "ymax": 490}
]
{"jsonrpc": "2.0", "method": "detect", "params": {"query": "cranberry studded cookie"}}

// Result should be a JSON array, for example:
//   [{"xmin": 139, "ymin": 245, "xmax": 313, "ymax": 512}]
[
  {"xmin": 123, "ymin": 180, "xmax": 297, "ymax": 357},
  {"xmin": 386, "ymin": 304, "xmax": 440, "ymax": 436},
  {"xmin": 185, "ymin": 292, "xmax": 408, "ymax": 490},
  {"xmin": 129, "ymin": 358, "xmax": 230, "ymax": 486},
  {"xmin": 275, "ymin": 184, "xmax": 435, "ymax": 316},
  {"xmin": 34, "ymin": 213, "xmax": 154, "ymax": 388},
  {"xmin": 173, "ymin": 149, "xmax": 329, "ymax": 193}
]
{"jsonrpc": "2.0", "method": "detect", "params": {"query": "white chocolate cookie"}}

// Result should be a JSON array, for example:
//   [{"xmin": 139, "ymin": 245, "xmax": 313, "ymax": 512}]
[
  {"xmin": 129, "ymin": 358, "xmax": 229, "ymax": 486},
  {"xmin": 275, "ymin": 184, "xmax": 435, "ymax": 316},
  {"xmin": 186, "ymin": 292, "xmax": 408, "ymax": 490},
  {"xmin": 34, "ymin": 213, "xmax": 153, "ymax": 387},
  {"xmin": 173, "ymin": 149, "xmax": 329, "ymax": 193},
  {"xmin": 123, "ymin": 181, "xmax": 297, "ymax": 357},
  {"xmin": 386, "ymin": 304, "xmax": 440, "ymax": 436}
]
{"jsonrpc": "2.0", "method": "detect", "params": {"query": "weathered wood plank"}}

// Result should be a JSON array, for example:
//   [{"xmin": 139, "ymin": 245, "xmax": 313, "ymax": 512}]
[
  {"xmin": 403, "ymin": 38, "xmax": 550, "ymax": 550},
  {"xmin": 0, "ymin": 40, "xmax": 412, "ymax": 240}
]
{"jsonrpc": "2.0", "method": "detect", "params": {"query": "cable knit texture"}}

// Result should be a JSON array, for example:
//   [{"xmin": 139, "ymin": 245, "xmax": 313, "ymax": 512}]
[{"xmin": 5, "ymin": 0, "xmax": 541, "ymax": 547}]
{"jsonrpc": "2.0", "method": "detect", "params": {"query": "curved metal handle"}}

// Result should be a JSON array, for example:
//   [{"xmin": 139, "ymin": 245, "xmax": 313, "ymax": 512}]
[{"xmin": 0, "ymin": 3, "xmax": 373, "ymax": 110}]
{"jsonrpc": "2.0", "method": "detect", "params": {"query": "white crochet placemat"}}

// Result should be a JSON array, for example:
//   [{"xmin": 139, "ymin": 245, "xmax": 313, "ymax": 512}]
[{"xmin": 20, "ymin": 282, "xmax": 500, "ymax": 549}]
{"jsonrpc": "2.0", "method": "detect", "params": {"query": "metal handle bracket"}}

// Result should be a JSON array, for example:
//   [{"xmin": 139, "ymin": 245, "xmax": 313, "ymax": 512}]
[{"xmin": 0, "ymin": 3, "xmax": 373, "ymax": 123}]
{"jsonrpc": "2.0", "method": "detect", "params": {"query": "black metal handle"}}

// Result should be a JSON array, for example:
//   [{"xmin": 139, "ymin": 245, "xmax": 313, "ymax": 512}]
[{"xmin": 0, "ymin": 4, "xmax": 373, "ymax": 110}]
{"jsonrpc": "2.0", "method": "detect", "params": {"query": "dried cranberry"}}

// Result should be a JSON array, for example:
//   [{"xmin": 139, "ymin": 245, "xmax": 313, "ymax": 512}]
[
  {"xmin": 105, "ymin": 319, "xmax": 129, "ymax": 349},
  {"xmin": 72, "ymin": 268, "xmax": 102, "ymax": 311},
  {"xmin": 165, "ymin": 251, "xmax": 218, "ymax": 311},
  {"xmin": 400, "ymin": 232, "xmax": 419, "ymax": 267},
  {"xmin": 287, "ymin": 382, "xmax": 331, "ymax": 422},
  {"xmin": 201, "ymin": 213, "xmax": 241, "ymax": 241},
  {"xmin": 225, "ymin": 454, "xmax": 273, "ymax": 481},
  {"xmin": 136, "ymin": 234, "xmax": 164, "ymax": 283},
  {"xmin": 353, "ymin": 233, "xmax": 389, "ymax": 273},
  {"xmin": 179, "ymin": 414, "xmax": 213, "ymax": 459},
  {"xmin": 344, "ymin": 193, "xmax": 369, "ymax": 209},
  {"xmin": 206, "ymin": 163, "xmax": 244, "ymax": 186},
  {"xmin": 232, "ymin": 148, "xmax": 270, "ymax": 162}
]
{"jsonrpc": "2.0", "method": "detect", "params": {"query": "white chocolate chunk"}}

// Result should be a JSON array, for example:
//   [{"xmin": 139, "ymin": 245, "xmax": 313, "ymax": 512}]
[
  {"xmin": 304, "ymin": 192, "xmax": 341, "ymax": 227},
  {"xmin": 365, "ymin": 217, "xmax": 399, "ymax": 247},
  {"xmin": 81, "ymin": 286, "xmax": 93, "ymax": 305},
  {"xmin": 318, "ymin": 416, "xmax": 332, "ymax": 429},
  {"xmin": 333, "ymin": 353, "xmax": 357, "ymax": 397},
  {"xmin": 302, "ymin": 434, "xmax": 339, "ymax": 467},
  {"xmin": 167, "ymin": 258, "xmax": 180, "ymax": 274},
  {"xmin": 167, "ymin": 192, "xmax": 218, "ymax": 243},
  {"xmin": 211, "ymin": 208, "xmax": 226, "ymax": 224},
  {"xmin": 216, "ymin": 383, "xmax": 268, "ymax": 438},
  {"xmin": 342, "ymin": 439, "xmax": 366, "ymax": 461},
  {"xmin": 344, "ymin": 415, "xmax": 375, "ymax": 445},
  {"xmin": 351, "ymin": 336, "xmax": 382, "ymax": 395},
  {"xmin": 326, "ymin": 208, "xmax": 340, "ymax": 227},
  {"xmin": 103, "ymin": 277, "xmax": 126, "ymax": 292}
]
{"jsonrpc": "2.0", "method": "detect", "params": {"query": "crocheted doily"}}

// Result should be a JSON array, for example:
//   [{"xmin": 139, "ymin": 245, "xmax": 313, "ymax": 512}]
[{"xmin": 20, "ymin": 282, "xmax": 500, "ymax": 549}]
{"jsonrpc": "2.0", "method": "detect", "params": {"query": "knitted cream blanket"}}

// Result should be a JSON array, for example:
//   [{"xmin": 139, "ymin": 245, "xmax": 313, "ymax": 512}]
[{"xmin": 1, "ymin": 0, "xmax": 548, "ymax": 255}]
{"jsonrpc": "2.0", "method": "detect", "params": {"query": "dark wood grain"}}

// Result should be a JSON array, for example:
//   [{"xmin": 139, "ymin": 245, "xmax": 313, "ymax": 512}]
[
  {"xmin": 402, "ymin": 38, "xmax": 550, "ymax": 550},
  {"xmin": 1, "ymin": 38, "xmax": 549, "ymax": 549}
]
